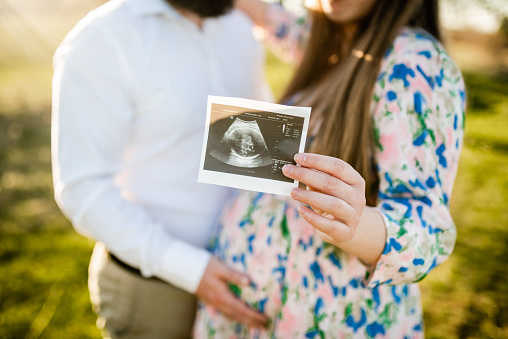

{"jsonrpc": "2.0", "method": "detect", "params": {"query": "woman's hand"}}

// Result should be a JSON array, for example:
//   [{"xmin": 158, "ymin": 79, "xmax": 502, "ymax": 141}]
[{"xmin": 282, "ymin": 153, "xmax": 367, "ymax": 244}]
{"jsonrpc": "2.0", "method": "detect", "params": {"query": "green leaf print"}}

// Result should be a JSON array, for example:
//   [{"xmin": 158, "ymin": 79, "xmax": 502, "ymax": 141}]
[
  {"xmin": 306, "ymin": 313, "xmax": 327, "ymax": 339},
  {"xmin": 436, "ymin": 233, "xmax": 448, "ymax": 255},
  {"xmin": 396, "ymin": 225, "xmax": 408, "ymax": 238},
  {"xmin": 364, "ymin": 269, "xmax": 371, "ymax": 282},
  {"xmin": 241, "ymin": 194, "xmax": 262, "ymax": 227},
  {"xmin": 228, "ymin": 283, "xmax": 242, "ymax": 297},
  {"xmin": 438, "ymin": 247, "xmax": 447, "ymax": 255},
  {"xmin": 415, "ymin": 159, "xmax": 423, "ymax": 172},
  {"xmin": 281, "ymin": 284, "xmax": 288, "ymax": 306},
  {"xmin": 428, "ymin": 128, "xmax": 436, "ymax": 145},
  {"xmin": 374, "ymin": 127, "xmax": 384, "ymax": 152},
  {"xmin": 345, "ymin": 302, "xmax": 354, "ymax": 317},
  {"xmin": 414, "ymin": 272, "xmax": 428, "ymax": 282},
  {"xmin": 316, "ymin": 313, "xmax": 327, "ymax": 323},
  {"xmin": 379, "ymin": 302, "xmax": 398, "ymax": 328},
  {"xmin": 281, "ymin": 213, "xmax": 291, "ymax": 254}
]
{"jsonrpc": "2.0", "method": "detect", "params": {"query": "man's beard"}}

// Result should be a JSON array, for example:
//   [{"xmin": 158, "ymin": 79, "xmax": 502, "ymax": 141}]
[{"xmin": 166, "ymin": 0, "xmax": 234, "ymax": 18}]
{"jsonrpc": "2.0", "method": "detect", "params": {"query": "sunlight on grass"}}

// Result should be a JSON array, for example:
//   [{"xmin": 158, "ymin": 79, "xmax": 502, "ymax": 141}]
[
  {"xmin": 265, "ymin": 50, "xmax": 294, "ymax": 100},
  {"xmin": 0, "ymin": 63, "xmax": 53, "ymax": 113},
  {"xmin": 419, "ymin": 71, "xmax": 508, "ymax": 338}
]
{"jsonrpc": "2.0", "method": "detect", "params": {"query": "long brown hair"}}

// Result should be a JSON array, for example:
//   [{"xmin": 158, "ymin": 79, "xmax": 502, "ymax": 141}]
[{"xmin": 281, "ymin": 0, "xmax": 441, "ymax": 205}]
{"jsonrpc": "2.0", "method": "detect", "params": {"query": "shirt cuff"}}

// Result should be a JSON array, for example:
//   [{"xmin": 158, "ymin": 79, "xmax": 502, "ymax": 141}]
[{"xmin": 157, "ymin": 240, "xmax": 211, "ymax": 293}]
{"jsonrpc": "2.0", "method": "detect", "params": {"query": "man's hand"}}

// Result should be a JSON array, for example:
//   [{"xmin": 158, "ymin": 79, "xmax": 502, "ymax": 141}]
[{"xmin": 196, "ymin": 257, "xmax": 268, "ymax": 328}]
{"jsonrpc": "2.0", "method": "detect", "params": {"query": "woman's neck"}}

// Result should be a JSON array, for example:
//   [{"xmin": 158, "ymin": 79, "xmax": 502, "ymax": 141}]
[{"xmin": 340, "ymin": 23, "xmax": 357, "ymax": 55}]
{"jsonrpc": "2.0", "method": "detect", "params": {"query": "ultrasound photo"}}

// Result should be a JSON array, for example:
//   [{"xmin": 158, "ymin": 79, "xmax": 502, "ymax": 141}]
[
  {"xmin": 209, "ymin": 118, "xmax": 272, "ymax": 169},
  {"xmin": 199, "ymin": 96, "xmax": 311, "ymax": 196}
]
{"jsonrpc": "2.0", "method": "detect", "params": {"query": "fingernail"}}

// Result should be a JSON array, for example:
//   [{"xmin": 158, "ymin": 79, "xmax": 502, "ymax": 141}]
[
  {"xmin": 297, "ymin": 206, "xmax": 307, "ymax": 215},
  {"xmin": 282, "ymin": 164, "xmax": 293, "ymax": 175},
  {"xmin": 294, "ymin": 153, "xmax": 306, "ymax": 163},
  {"xmin": 291, "ymin": 188, "xmax": 300, "ymax": 198}
]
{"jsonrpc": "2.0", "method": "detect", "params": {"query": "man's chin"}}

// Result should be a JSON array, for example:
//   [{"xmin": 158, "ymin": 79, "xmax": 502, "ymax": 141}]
[{"xmin": 166, "ymin": 0, "xmax": 235, "ymax": 18}]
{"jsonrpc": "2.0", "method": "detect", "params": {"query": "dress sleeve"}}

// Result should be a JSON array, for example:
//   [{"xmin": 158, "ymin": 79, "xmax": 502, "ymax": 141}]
[
  {"xmin": 261, "ymin": 4, "xmax": 308, "ymax": 63},
  {"xmin": 364, "ymin": 41, "xmax": 466, "ymax": 288}
]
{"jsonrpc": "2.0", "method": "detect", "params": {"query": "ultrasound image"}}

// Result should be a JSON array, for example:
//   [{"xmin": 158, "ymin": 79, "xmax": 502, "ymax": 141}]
[
  {"xmin": 209, "ymin": 118, "xmax": 272, "ymax": 168},
  {"xmin": 204, "ymin": 104, "xmax": 304, "ymax": 182}
]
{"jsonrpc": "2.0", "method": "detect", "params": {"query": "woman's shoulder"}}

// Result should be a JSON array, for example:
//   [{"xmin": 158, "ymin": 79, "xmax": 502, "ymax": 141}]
[
  {"xmin": 371, "ymin": 27, "xmax": 466, "ymax": 166},
  {"xmin": 387, "ymin": 27, "xmax": 444, "ymax": 61},
  {"xmin": 378, "ymin": 26, "xmax": 464, "ymax": 93},
  {"xmin": 380, "ymin": 27, "xmax": 462, "ymax": 76}
]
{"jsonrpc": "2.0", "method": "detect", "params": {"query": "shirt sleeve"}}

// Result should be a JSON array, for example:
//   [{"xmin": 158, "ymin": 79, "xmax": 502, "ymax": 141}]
[
  {"xmin": 51, "ymin": 23, "xmax": 210, "ymax": 293},
  {"xmin": 364, "ymin": 42, "xmax": 466, "ymax": 288},
  {"xmin": 261, "ymin": 4, "xmax": 308, "ymax": 64}
]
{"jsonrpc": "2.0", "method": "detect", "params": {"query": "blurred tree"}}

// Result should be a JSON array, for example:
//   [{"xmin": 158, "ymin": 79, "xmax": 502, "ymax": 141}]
[
  {"xmin": 445, "ymin": 0, "xmax": 508, "ymax": 33},
  {"xmin": 500, "ymin": 16, "xmax": 508, "ymax": 40}
]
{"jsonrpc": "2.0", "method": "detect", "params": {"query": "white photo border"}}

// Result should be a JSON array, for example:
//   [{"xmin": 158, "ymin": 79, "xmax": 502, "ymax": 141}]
[{"xmin": 198, "ymin": 95, "xmax": 312, "ymax": 196}]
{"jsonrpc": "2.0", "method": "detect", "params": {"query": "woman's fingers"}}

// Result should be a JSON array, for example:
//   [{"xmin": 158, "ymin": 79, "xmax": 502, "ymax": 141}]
[
  {"xmin": 283, "ymin": 164, "xmax": 355, "ymax": 201},
  {"xmin": 314, "ymin": 229, "xmax": 337, "ymax": 244},
  {"xmin": 291, "ymin": 187, "xmax": 358, "ymax": 226},
  {"xmin": 297, "ymin": 206, "xmax": 355, "ymax": 243},
  {"xmin": 306, "ymin": 186, "xmax": 325, "ymax": 215},
  {"xmin": 294, "ymin": 153, "xmax": 365, "ymax": 188},
  {"xmin": 282, "ymin": 153, "xmax": 367, "ymax": 242}
]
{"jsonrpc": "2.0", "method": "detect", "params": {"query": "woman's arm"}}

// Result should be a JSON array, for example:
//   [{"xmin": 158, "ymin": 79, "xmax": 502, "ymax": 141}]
[
  {"xmin": 282, "ymin": 155, "xmax": 386, "ymax": 267},
  {"xmin": 336, "ymin": 207, "xmax": 387, "ymax": 266},
  {"xmin": 361, "ymin": 45, "xmax": 465, "ymax": 287},
  {"xmin": 283, "ymin": 36, "xmax": 466, "ymax": 286},
  {"xmin": 236, "ymin": 0, "xmax": 308, "ymax": 63},
  {"xmin": 235, "ymin": 0, "xmax": 269, "ymax": 27}
]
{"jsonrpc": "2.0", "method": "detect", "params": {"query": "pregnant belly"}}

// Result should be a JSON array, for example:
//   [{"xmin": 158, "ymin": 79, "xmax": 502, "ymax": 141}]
[
  {"xmin": 211, "ymin": 190, "xmax": 308, "ymax": 319},
  {"xmin": 200, "ymin": 191, "xmax": 379, "ymax": 337}
]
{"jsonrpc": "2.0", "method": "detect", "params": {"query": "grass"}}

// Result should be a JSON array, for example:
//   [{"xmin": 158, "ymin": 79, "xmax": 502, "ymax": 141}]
[
  {"xmin": 421, "ymin": 71, "xmax": 508, "ymax": 339},
  {"xmin": 1, "ymin": 51, "xmax": 508, "ymax": 339},
  {"xmin": 0, "ymin": 60, "xmax": 101, "ymax": 338}
]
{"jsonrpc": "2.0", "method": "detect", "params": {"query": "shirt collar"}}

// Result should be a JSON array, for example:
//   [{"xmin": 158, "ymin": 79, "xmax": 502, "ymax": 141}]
[{"xmin": 129, "ymin": 0, "xmax": 180, "ymax": 19}]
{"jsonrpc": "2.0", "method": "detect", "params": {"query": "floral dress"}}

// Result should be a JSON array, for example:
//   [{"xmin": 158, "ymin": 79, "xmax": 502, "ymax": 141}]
[{"xmin": 194, "ymin": 6, "xmax": 466, "ymax": 339}]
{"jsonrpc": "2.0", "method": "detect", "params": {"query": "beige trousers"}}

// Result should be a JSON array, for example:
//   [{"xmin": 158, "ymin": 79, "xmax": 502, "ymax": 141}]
[{"xmin": 88, "ymin": 243, "xmax": 197, "ymax": 339}]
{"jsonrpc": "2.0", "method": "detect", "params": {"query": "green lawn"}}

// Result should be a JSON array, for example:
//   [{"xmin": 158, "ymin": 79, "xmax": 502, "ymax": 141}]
[{"xmin": 0, "ymin": 53, "xmax": 507, "ymax": 338}]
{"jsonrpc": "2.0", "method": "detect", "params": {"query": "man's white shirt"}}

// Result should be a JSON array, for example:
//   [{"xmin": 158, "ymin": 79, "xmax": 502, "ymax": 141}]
[{"xmin": 52, "ymin": 0, "xmax": 271, "ymax": 292}]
